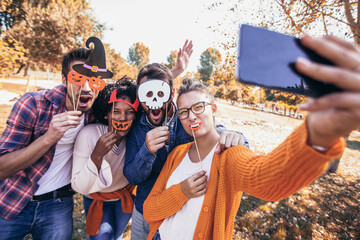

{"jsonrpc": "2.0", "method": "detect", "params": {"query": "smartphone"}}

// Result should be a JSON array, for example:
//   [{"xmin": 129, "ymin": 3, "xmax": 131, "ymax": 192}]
[{"xmin": 236, "ymin": 24, "xmax": 342, "ymax": 97}]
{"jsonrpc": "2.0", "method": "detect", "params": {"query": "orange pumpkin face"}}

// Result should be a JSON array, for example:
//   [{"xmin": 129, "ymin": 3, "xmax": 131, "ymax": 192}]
[
  {"xmin": 112, "ymin": 119, "xmax": 133, "ymax": 131},
  {"xmin": 67, "ymin": 71, "xmax": 87, "ymax": 86},
  {"xmin": 89, "ymin": 76, "xmax": 105, "ymax": 91}
]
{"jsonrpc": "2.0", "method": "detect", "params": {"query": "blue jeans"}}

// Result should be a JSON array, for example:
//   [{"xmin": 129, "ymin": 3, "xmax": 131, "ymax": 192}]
[
  {"xmin": 83, "ymin": 196, "xmax": 132, "ymax": 240},
  {"xmin": 130, "ymin": 203, "xmax": 150, "ymax": 240},
  {"xmin": 0, "ymin": 196, "xmax": 73, "ymax": 240}
]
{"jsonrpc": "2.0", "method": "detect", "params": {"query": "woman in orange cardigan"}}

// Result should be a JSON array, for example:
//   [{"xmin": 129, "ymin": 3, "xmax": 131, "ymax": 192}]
[{"xmin": 143, "ymin": 35, "xmax": 360, "ymax": 240}]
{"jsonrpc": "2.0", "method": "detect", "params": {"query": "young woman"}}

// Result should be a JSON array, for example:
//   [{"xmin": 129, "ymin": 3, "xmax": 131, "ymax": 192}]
[
  {"xmin": 143, "ymin": 69, "xmax": 349, "ymax": 239},
  {"xmin": 71, "ymin": 77, "xmax": 139, "ymax": 240}
]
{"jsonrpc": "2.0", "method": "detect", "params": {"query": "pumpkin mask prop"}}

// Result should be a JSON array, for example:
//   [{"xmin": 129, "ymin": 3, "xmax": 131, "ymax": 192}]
[{"xmin": 108, "ymin": 89, "xmax": 139, "ymax": 132}]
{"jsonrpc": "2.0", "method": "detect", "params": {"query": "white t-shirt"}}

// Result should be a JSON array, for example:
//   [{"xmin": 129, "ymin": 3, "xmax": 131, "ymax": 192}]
[
  {"xmin": 35, "ymin": 114, "xmax": 85, "ymax": 195},
  {"xmin": 158, "ymin": 144, "xmax": 217, "ymax": 240}
]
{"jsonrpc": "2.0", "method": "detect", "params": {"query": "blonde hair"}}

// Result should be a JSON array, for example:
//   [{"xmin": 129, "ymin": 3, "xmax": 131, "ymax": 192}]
[{"xmin": 176, "ymin": 78, "xmax": 214, "ymax": 104}]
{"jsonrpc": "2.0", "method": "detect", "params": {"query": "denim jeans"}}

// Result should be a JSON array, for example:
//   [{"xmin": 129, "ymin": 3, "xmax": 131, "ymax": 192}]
[
  {"xmin": 130, "ymin": 204, "xmax": 150, "ymax": 240},
  {"xmin": 83, "ymin": 196, "xmax": 132, "ymax": 240},
  {"xmin": 0, "ymin": 196, "xmax": 74, "ymax": 240},
  {"xmin": 153, "ymin": 231, "xmax": 161, "ymax": 240}
]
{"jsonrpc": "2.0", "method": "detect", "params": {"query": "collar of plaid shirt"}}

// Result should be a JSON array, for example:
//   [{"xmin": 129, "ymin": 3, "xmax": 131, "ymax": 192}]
[{"xmin": 0, "ymin": 85, "xmax": 92, "ymax": 220}]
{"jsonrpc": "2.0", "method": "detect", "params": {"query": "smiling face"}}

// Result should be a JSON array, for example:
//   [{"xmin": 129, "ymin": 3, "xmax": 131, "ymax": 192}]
[
  {"xmin": 106, "ymin": 97, "xmax": 136, "ymax": 139},
  {"xmin": 63, "ymin": 60, "xmax": 95, "ymax": 112},
  {"xmin": 177, "ymin": 91, "xmax": 217, "ymax": 138},
  {"xmin": 138, "ymin": 76, "xmax": 174, "ymax": 126}
]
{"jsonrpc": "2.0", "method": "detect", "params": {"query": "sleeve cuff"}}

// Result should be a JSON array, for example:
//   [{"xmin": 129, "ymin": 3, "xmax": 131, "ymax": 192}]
[
  {"xmin": 141, "ymin": 143, "xmax": 157, "ymax": 159},
  {"xmin": 299, "ymin": 122, "xmax": 345, "ymax": 163},
  {"xmin": 86, "ymin": 157, "xmax": 113, "ymax": 187}
]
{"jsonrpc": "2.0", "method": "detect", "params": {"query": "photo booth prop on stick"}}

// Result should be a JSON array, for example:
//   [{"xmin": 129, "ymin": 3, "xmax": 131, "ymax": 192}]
[
  {"xmin": 68, "ymin": 36, "xmax": 113, "ymax": 111},
  {"xmin": 137, "ymin": 79, "xmax": 171, "ymax": 126},
  {"xmin": 137, "ymin": 79, "xmax": 171, "ymax": 110},
  {"xmin": 108, "ymin": 89, "xmax": 139, "ymax": 131}
]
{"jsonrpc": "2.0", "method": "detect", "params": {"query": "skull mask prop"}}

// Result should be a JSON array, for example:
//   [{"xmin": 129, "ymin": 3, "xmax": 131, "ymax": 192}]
[{"xmin": 138, "ymin": 79, "xmax": 171, "ymax": 109}]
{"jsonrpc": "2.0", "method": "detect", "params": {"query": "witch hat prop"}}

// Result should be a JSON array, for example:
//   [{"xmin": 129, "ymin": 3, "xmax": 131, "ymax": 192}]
[{"xmin": 73, "ymin": 37, "xmax": 113, "ymax": 79}]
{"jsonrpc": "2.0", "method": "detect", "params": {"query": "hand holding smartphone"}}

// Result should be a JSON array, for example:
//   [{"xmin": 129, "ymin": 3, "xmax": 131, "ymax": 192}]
[{"xmin": 236, "ymin": 24, "xmax": 342, "ymax": 97}]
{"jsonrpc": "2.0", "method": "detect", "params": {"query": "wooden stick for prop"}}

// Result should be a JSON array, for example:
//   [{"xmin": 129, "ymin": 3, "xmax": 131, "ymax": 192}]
[
  {"xmin": 164, "ymin": 103, "xmax": 168, "ymax": 127},
  {"xmin": 108, "ymin": 102, "xmax": 115, "ymax": 163},
  {"xmin": 111, "ymin": 102, "xmax": 115, "ymax": 132},
  {"xmin": 192, "ymin": 129, "xmax": 204, "ymax": 171},
  {"xmin": 71, "ymin": 84, "xmax": 76, "ymax": 111},
  {"xmin": 75, "ymin": 85, "xmax": 83, "ymax": 111}
]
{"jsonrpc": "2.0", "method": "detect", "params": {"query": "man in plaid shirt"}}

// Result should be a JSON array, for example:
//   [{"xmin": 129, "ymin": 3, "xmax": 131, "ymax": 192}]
[{"xmin": 0, "ymin": 48, "xmax": 96, "ymax": 240}]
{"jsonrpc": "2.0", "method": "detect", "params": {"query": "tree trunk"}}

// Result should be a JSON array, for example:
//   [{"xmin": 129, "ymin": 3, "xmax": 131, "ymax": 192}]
[
  {"xmin": 344, "ymin": 0, "xmax": 360, "ymax": 45},
  {"xmin": 16, "ymin": 64, "xmax": 25, "ymax": 74},
  {"xmin": 23, "ymin": 61, "xmax": 30, "ymax": 77}
]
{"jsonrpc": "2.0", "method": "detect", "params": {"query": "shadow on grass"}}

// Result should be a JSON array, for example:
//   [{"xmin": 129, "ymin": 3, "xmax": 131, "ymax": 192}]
[
  {"xmin": 346, "ymin": 140, "xmax": 360, "ymax": 151},
  {"xmin": 234, "ymin": 174, "xmax": 360, "ymax": 239}
]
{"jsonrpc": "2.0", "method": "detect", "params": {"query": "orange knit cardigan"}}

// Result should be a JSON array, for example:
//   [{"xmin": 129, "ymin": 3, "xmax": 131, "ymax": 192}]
[{"xmin": 143, "ymin": 123, "xmax": 345, "ymax": 240}]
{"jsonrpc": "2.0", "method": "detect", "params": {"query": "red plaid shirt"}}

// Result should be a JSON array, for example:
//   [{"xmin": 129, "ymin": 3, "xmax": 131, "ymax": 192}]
[{"xmin": 0, "ymin": 85, "xmax": 91, "ymax": 220}]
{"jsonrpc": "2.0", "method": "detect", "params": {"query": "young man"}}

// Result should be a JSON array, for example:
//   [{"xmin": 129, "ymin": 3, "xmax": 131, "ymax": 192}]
[
  {"xmin": 124, "ymin": 62, "xmax": 249, "ymax": 239},
  {"xmin": 0, "ymin": 47, "xmax": 98, "ymax": 240}
]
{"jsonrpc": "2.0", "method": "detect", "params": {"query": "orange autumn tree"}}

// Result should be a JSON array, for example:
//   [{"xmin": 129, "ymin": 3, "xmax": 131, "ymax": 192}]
[
  {"xmin": 104, "ymin": 44, "xmax": 138, "ymax": 81},
  {"xmin": 210, "ymin": 53, "xmax": 252, "ymax": 104},
  {"xmin": 272, "ymin": 0, "xmax": 360, "ymax": 44},
  {"xmin": 3, "ymin": 0, "xmax": 104, "ymax": 76},
  {"xmin": 198, "ymin": 47, "xmax": 221, "ymax": 83},
  {"xmin": 127, "ymin": 42, "xmax": 150, "ymax": 69},
  {"xmin": 0, "ymin": 38, "xmax": 27, "ymax": 75},
  {"xmin": 164, "ymin": 50, "xmax": 178, "ymax": 70}
]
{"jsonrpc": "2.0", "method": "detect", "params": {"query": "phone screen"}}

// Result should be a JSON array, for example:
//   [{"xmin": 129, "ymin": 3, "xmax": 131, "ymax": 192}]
[{"xmin": 236, "ymin": 24, "xmax": 342, "ymax": 97}]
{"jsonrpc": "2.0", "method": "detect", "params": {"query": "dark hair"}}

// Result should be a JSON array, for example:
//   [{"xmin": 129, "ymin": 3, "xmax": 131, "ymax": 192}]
[
  {"xmin": 92, "ymin": 76, "xmax": 138, "ymax": 125},
  {"xmin": 137, "ymin": 63, "xmax": 173, "ymax": 89},
  {"xmin": 177, "ymin": 78, "xmax": 214, "ymax": 104},
  {"xmin": 61, "ymin": 48, "xmax": 92, "ymax": 80}
]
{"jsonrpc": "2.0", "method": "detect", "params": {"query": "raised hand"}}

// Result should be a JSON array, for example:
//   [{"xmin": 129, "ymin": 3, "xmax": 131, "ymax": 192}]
[
  {"xmin": 171, "ymin": 39, "xmax": 193, "ymax": 78},
  {"xmin": 44, "ymin": 111, "xmax": 82, "ymax": 144},
  {"xmin": 145, "ymin": 126, "xmax": 169, "ymax": 153},
  {"xmin": 91, "ymin": 131, "xmax": 118, "ymax": 169},
  {"xmin": 296, "ymin": 35, "xmax": 360, "ymax": 147},
  {"xmin": 180, "ymin": 170, "xmax": 207, "ymax": 199},
  {"xmin": 215, "ymin": 131, "xmax": 246, "ymax": 153}
]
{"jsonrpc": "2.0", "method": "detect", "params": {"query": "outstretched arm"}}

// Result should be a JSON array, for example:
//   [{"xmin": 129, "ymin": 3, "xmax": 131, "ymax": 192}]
[
  {"xmin": 296, "ymin": 35, "xmax": 360, "ymax": 147},
  {"xmin": 171, "ymin": 39, "xmax": 193, "ymax": 78},
  {"xmin": 228, "ymin": 34, "xmax": 359, "ymax": 202}
]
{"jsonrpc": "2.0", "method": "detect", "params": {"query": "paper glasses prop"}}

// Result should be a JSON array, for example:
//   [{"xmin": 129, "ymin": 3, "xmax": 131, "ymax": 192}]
[
  {"xmin": 108, "ymin": 89, "xmax": 139, "ymax": 131},
  {"xmin": 137, "ymin": 79, "xmax": 171, "ymax": 110},
  {"xmin": 67, "ymin": 71, "xmax": 105, "ymax": 91}
]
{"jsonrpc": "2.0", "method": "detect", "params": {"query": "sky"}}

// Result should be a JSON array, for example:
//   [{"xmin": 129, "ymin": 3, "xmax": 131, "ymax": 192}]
[{"xmin": 89, "ymin": 0, "xmax": 256, "ymax": 73}]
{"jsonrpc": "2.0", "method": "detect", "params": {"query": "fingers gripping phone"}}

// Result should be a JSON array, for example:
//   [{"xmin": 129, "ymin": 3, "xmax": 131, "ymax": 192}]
[{"xmin": 236, "ymin": 24, "xmax": 342, "ymax": 97}]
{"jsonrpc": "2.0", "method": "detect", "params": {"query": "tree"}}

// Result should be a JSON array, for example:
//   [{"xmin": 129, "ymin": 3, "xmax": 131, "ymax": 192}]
[
  {"xmin": 165, "ymin": 50, "xmax": 178, "ymax": 69},
  {"xmin": 0, "ymin": 37, "xmax": 27, "ymax": 75},
  {"xmin": 0, "ymin": 0, "xmax": 26, "ymax": 34},
  {"xmin": 127, "ymin": 42, "xmax": 150, "ymax": 69},
  {"xmin": 104, "ymin": 43, "xmax": 138, "ymax": 80},
  {"xmin": 198, "ymin": 47, "xmax": 221, "ymax": 82},
  {"xmin": 3, "ymin": 0, "xmax": 104, "ymax": 75},
  {"xmin": 273, "ymin": 0, "xmax": 360, "ymax": 44}
]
